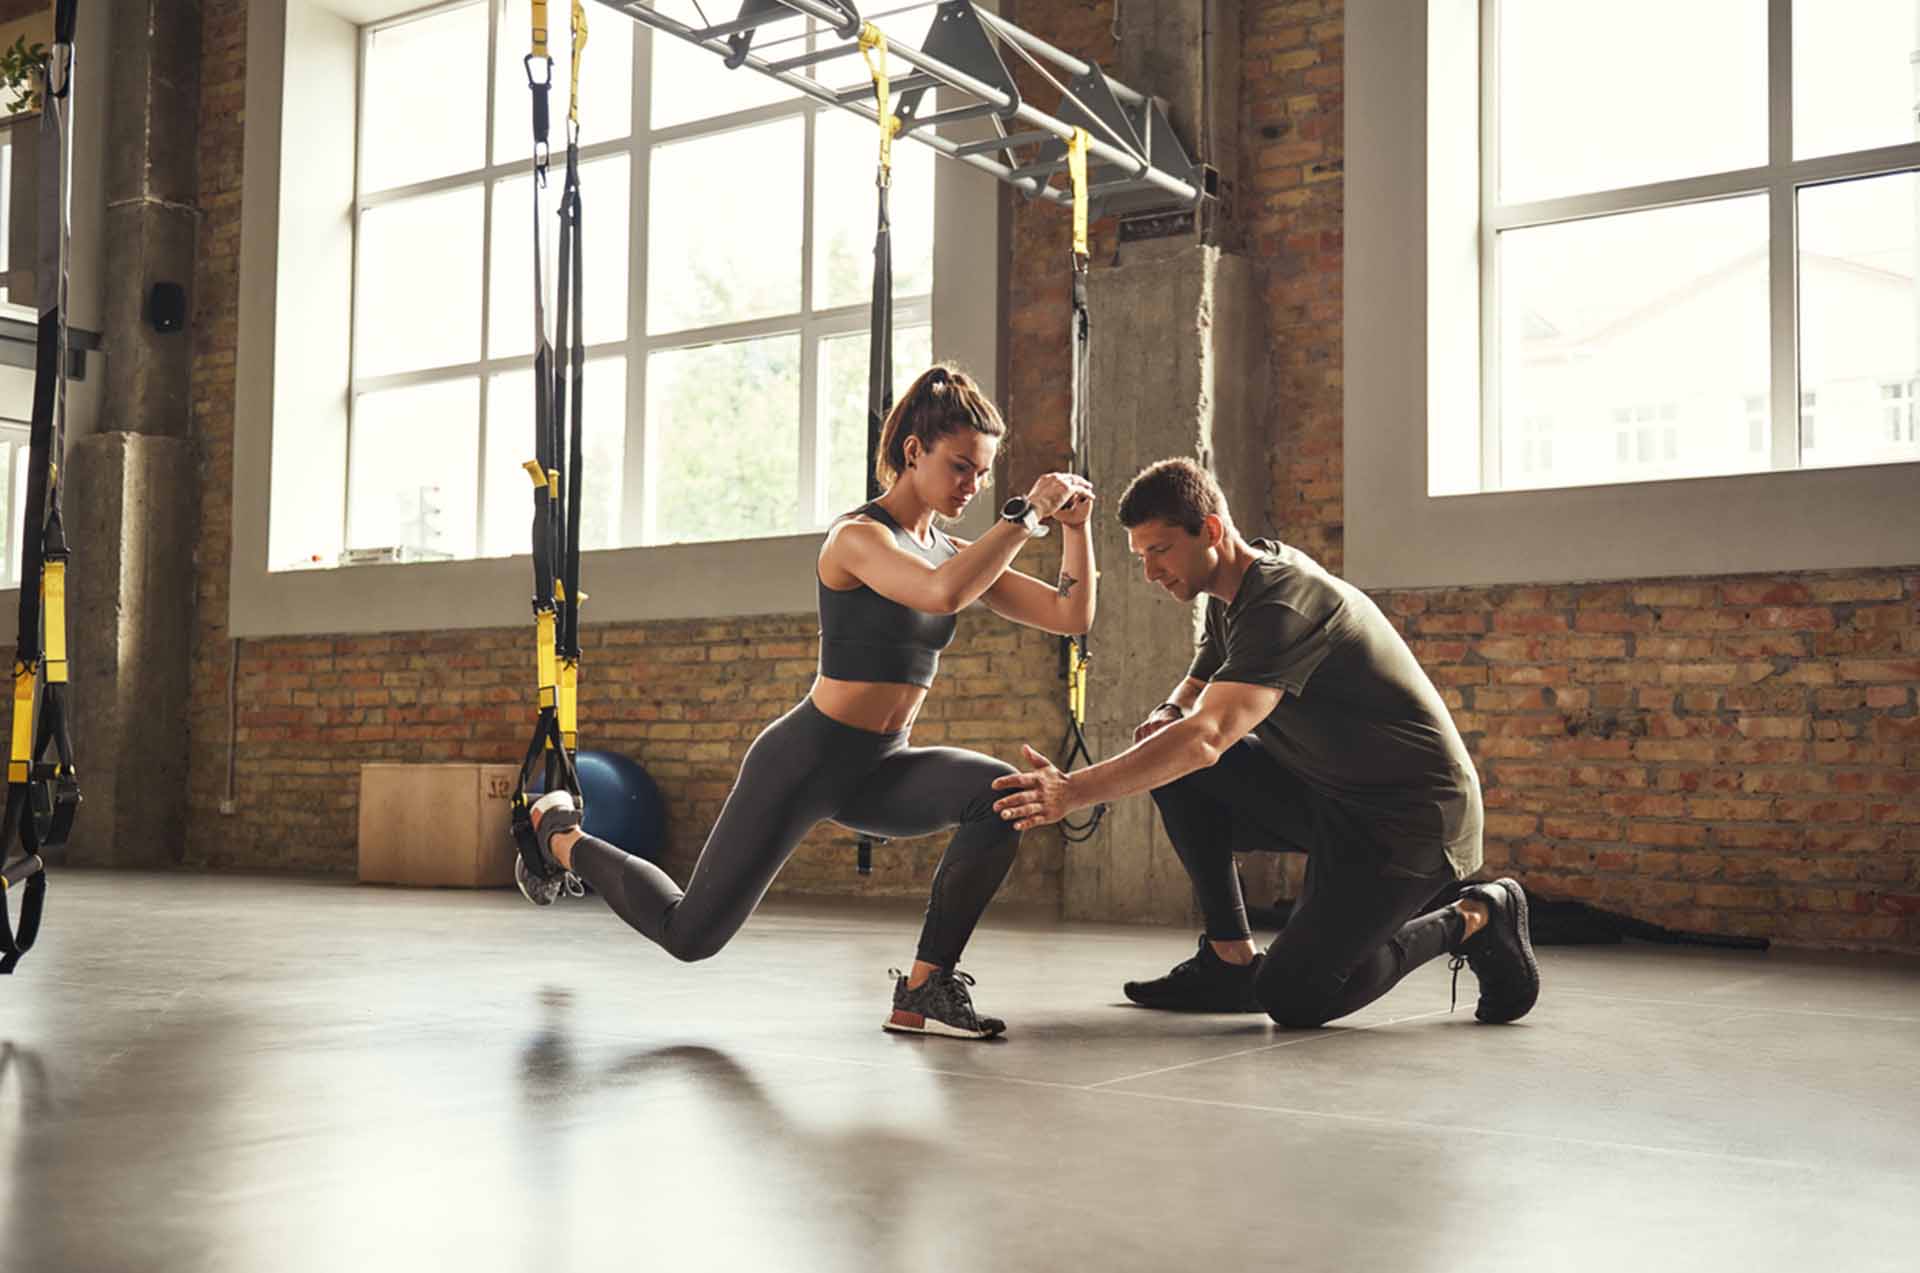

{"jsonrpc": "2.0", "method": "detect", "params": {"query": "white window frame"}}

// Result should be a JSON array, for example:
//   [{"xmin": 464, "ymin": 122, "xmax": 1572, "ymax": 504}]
[
  {"xmin": 1478, "ymin": 0, "xmax": 1920, "ymax": 489},
  {"xmin": 0, "ymin": 418, "xmax": 27, "ymax": 590},
  {"xmin": 231, "ymin": 0, "xmax": 1001, "ymax": 638},
  {"xmin": 1344, "ymin": 0, "xmax": 1920, "ymax": 590},
  {"xmin": 346, "ymin": 0, "xmax": 936, "ymax": 557}
]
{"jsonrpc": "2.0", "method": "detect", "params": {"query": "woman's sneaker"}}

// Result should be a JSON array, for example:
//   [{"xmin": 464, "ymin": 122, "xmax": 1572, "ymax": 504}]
[
  {"xmin": 1122, "ymin": 935, "xmax": 1265, "ymax": 1012},
  {"xmin": 1450, "ymin": 877, "xmax": 1540, "ymax": 1023},
  {"xmin": 514, "ymin": 790, "xmax": 585, "ymax": 907},
  {"xmin": 884, "ymin": 968, "xmax": 1006, "ymax": 1039}
]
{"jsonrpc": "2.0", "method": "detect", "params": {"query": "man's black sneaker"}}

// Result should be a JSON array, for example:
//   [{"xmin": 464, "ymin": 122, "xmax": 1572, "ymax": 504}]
[
  {"xmin": 884, "ymin": 968, "xmax": 1006, "ymax": 1040},
  {"xmin": 1122, "ymin": 936, "xmax": 1265, "ymax": 1012},
  {"xmin": 1449, "ymin": 877, "xmax": 1540, "ymax": 1024}
]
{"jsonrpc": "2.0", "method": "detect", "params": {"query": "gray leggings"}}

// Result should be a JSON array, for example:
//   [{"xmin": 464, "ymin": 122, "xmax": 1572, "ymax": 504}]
[{"xmin": 570, "ymin": 698, "xmax": 1021, "ymax": 967}]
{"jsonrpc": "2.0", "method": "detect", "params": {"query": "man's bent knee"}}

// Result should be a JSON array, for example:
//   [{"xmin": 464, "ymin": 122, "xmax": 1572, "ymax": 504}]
[{"xmin": 1256, "ymin": 963, "xmax": 1348, "ymax": 1029}]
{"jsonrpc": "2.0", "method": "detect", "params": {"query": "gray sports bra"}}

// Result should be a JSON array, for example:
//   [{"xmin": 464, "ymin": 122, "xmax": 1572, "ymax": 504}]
[{"xmin": 817, "ymin": 502, "xmax": 960, "ymax": 688}]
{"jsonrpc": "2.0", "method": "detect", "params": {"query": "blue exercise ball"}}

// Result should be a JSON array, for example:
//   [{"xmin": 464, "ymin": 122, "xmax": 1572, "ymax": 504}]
[{"xmin": 542, "ymin": 749, "xmax": 667, "ymax": 863}]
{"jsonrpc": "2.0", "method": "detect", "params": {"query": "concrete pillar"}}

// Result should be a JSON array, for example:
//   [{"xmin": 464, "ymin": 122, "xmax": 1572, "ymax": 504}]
[
  {"xmin": 1115, "ymin": 0, "xmax": 1245, "ymax": 247},
  {"xmin": 102, "ymin": 0, "xmax": 200, "ymax": 437},
  {"xmin": 65, "ymin": 435, "xmax": 199, "ymax": 866},
  {"xmin": 61, "ymin": 0, "xmax": 201, "ymax": 867},
  {"xmin": 1068, "ymin": 245, "xmax": 1270, "ymax": 923},
  {"xmin": 1059, "ymin": 0, "xmax": 1272, "ymax": 923}
]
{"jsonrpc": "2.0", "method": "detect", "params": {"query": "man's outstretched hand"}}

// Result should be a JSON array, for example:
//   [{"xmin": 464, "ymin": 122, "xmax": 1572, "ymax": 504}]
[{"xmin": 991, "ymin": 744, "xmax": 1077, "ymax": 831}]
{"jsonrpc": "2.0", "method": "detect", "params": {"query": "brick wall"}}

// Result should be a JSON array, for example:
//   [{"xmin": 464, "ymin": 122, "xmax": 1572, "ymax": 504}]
[{"xmin": 177, "ymin": 1, "xmax": 1918, "ymax": 950}]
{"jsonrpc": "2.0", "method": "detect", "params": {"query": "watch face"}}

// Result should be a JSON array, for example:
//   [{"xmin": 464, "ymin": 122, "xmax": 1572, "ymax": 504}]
[{"xmin": 1002, "ymin": 497, "xmax": 1029, "ymax": 519}]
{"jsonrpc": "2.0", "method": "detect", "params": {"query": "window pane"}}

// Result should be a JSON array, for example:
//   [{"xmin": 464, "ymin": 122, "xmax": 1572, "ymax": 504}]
[
  {"xmin": 1795, "ymin": 1, "xmax": 1918, "ymax": 160},
  {"xmin": 648, "ymin": 336, "xmax": 800, "ymax": 543},
  {"xmin": 647, "ymin": 0, "xmax": 802, "ymax": 130},
  {"xmin": 1497, "ymin": 196, "xmax": 1770, "ymax": 489},
  {"xmin": 363, "ymin": 4, "xmax": 489, "ymax": 194},
  {"xmin": 483, "ymin": 358, "xmax": 628, "ymax": 557},
  {"xmin": 357, "ymin": 186, "xmax": 484, "ymax": 377},
  {"xmin": 347, "ymin": 379, "xmax": 481, "ymax": 560},
  {"xmin": 1498, "ymin": 0, "xmax": 1765, "ymax": 203},
  {"xmin": 818, "ymin": 325, "xmax": 934, "ymax": 520},
  {"xmin": 494, "ymin": 0, "xmax": 634, "ymax": 164},
  {"xmin": 1798, "ymin": 174, "xmax": 1920, "ymax": 470},
  {"xmin": 489, "ymin": 155, "xmax": 632, "ymax": 358},
  {"xmin": 813, "ymin": 109, "xmax": 936, "ymax": 310},
  {"xmin": 648, "ymin": 120, "xmax": 804, "ymax": 333}
]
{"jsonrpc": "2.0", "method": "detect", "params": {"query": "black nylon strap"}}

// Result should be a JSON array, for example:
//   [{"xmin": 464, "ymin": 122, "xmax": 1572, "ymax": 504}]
[
  {"xmin": 865, "ymin": 179, "xmax": 893, "ymax": 502},
  {"xmin": 513, "ymin": 77, "xmax": 587, "ymax": 879},
  {"xmin": 855, "ymin": 153, "xmax": 895, "ymax": 872},
  {"xmin": 557, "ymin": 148, "xmax": 584, "ymax": 661},
  {"xmin": 1059, "ymin": 253, "xmax": 1105, "ymax": 845}
]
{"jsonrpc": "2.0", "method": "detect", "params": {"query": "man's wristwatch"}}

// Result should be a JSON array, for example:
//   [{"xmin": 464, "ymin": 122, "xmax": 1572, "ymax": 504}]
[{"xmin": 1000, "ymin": 496, "xmax": 1050, "ymax": 538}]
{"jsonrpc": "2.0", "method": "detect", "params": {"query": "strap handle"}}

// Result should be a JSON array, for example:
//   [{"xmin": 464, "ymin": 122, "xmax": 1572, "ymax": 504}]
[
  {"xmin": 567, "ymin": 0, "xmax": 588, "ymax": 133},
  {"xmin": 859, "ymin": 25, "xmax": 901, "ymax": 187}
]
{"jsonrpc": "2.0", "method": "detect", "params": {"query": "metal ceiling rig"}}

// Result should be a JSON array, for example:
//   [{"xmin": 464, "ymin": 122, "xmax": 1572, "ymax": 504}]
[{"xmin": 606, "ymin": 0, "xmax": 1210, "ymax": 218}]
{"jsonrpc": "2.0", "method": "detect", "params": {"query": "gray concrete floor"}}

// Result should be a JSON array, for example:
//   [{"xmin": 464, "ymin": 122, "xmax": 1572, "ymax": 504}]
[{"xmin": 2, "ymin": 872, "xmax": 1917, "ymax": 1273}]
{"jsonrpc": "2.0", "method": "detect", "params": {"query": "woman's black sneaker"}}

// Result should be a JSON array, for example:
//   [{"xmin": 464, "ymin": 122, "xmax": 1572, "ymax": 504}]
[
  {"xmin": 1123, "ymin": 936, "xmax": 1265, "ymax": 1012},
  {"xmin": 1451, "ymin": 877, "xmax": 1540, "ymax": 1024},
  {"xmin": 884, "ymin": 968, "xmax": 1006, "ymax": 1040}
]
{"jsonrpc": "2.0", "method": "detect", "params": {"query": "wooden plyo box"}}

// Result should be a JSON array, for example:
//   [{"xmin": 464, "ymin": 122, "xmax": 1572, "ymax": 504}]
[{"xmin": 357, "ymin": 763, "xmax": 520, "ymax": 887}]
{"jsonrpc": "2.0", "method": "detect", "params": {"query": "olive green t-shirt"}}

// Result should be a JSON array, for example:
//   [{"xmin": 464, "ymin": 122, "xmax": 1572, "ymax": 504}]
[{"xmin": 1188, "ymin": 540, "xmax": 1483, "ymax": 879}]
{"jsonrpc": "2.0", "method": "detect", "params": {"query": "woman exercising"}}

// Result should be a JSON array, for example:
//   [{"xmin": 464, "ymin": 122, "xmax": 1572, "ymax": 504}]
[{"xmin": 517, "ymin": 364, "xmax": 1095, "ymax": 1039}]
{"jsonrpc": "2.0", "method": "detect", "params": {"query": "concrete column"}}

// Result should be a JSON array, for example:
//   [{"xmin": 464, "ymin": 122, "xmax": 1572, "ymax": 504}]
[
  {"xmin": 1115, "ymin": 0, "xmax": 1245, "ymax": 246},
  {"xmin": 61, "ymin": 0, "xmax": 201, "ymax": 867},
  {"xmin": 1068, "ymin": 245, "xmax": 1270, "ymax": 923},
  {"xmin": 1058, "ymin": 1, "xmax": 1272, "ymax": 922}
]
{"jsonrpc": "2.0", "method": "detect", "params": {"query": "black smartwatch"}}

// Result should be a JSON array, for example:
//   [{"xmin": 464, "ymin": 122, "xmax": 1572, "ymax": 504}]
[{"xmin": 1000, "ymin": 496, "xmax": 1050, "ymax": 538}]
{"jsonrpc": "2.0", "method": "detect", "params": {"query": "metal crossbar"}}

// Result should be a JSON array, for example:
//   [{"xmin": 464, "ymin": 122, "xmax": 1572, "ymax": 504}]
[{"xmin": 606, "ymin": 0, "xmax": 1203, "ymax": 214}]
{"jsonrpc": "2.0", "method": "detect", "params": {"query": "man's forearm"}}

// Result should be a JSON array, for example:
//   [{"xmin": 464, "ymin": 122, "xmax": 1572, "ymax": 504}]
[{"xmin": 1065, "ymin": 715, "xmax": 1220, "ymax": 810}]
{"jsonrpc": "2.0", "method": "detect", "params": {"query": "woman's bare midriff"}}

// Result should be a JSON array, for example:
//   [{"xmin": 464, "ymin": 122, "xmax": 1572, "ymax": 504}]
[{"xmin": 809, "ymin": 675, "xmax": 929, "ymax": 735}]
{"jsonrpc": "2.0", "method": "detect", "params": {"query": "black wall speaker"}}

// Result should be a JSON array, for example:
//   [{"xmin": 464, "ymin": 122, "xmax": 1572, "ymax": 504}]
[{"xmin": 148, "ymin": 281, "xmax": 187, "ymax": 333}]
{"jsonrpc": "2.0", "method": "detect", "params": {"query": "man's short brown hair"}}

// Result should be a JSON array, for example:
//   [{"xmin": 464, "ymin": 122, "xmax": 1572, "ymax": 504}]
[{"xmin": 1117, "ymin": 457, "xmax": 1227, "ymax": 535}]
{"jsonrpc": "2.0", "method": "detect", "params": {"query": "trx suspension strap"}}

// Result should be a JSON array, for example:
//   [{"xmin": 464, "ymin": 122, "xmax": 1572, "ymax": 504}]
[
  {"xmin": 1057, "ymin": 129, "xmax": 1106, "ymax": 845},
  {"xmin": 861, "ymin": 21, "xmax": 899, "ymax": 514},
  {"xmin": 510, "ymin": 0, "xmax": 589, "ymax": 884},
  {"xmin": 2, "ymin": 0, "xmax": 80, "ymax": 974},
  {"xmin": 854, "ymin": 22, "xmax": 901, "ymax": 877}
]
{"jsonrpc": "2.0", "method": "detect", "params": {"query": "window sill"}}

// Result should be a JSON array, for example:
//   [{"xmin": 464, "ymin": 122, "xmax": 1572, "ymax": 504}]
[{"xmin": 230, "ymin": 532, "xmax": 831, "ymax": 639}]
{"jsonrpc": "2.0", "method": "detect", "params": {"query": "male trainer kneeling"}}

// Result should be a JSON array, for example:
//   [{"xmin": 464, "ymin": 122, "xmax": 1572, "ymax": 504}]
[{"xmin": 991, "ymin": 458, "xmax": 1538, "ymax": 1027}]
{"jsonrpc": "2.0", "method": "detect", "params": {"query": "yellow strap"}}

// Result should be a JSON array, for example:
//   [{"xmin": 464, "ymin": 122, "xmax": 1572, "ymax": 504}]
[
  {"xmin": 535, "ymin": 609, "xmax": 558, "ymax": 711},
  {"xmin": 9, "ymin": 663, "xmax": 35, "ymax": 784},
  {"xmin": 531, "ymin": 0, "xmax": 548, "ymax": 60},
  {"xmin": 859, "ymin": 24, "xmax": 899, "ymax": 180},
  {"xmin": 523, "ymin": 459, "xmax": 551, "ymax": 490},
  {"xmin": 558, "ymin": 659, "xmax": 579, "ymax": 749},
  {"xmin": 44, "ymin": 561, "xmax": 67, "ymax": 684},
  {"xmin": 1067, "ymin": 128, "xmax": 1089, "ymax": 261},
  {"xmin": 568, "ymin": 0, "xmax": 587, "ymax": 127},
  {"xmin": 1067, "ymin": 644, "xmax": 1088, "ymax": 726}
]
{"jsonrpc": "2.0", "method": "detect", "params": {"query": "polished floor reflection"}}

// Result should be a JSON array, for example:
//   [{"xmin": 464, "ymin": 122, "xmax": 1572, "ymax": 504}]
[{"xmin": 3, "ymin": 872, "xmax": 1917, "ymax": 1272}]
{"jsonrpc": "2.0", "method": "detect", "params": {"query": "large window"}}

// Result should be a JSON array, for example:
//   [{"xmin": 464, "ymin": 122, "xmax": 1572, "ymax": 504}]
[
  {"xmin": 1479, "ymin": 0, "xmax": 1920, "ymax": 493},
  {"xmin": 298, "ymin": 0, "xmax": 935, "ymax": 570}
]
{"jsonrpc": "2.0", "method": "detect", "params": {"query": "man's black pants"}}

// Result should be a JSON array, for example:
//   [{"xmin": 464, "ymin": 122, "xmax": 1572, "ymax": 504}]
[{"xmin": 1150, "ymin": 739, "xmax": 1465, "ymax": 1027}]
